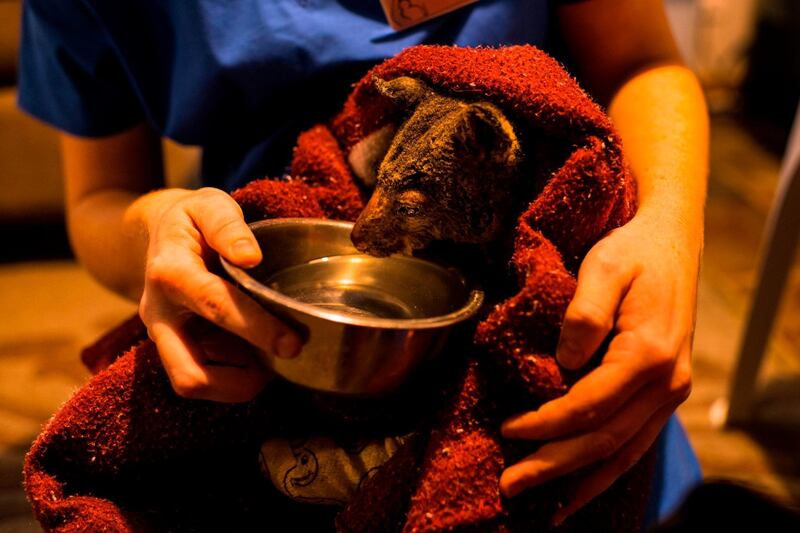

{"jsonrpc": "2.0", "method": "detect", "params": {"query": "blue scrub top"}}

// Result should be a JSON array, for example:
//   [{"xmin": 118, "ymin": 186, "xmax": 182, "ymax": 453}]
[
  {"xmin": 648, "ymin": 415, "xmax": 703, "ymax": 525},
  {"xmin": 18, "ymin": 0, "xmax": 550, "ymax": 190}
]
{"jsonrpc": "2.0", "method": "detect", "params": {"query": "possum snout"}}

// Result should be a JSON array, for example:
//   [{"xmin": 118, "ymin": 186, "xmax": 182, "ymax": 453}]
[{"xmin": 351, "ymin": 192, "xmax": 406, "ymax": 257}]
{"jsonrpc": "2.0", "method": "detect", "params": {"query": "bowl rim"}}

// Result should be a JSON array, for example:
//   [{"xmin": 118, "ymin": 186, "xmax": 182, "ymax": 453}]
[{"xmin": 220, "ymin": 218, "xmax": 485, "ymax": 330}]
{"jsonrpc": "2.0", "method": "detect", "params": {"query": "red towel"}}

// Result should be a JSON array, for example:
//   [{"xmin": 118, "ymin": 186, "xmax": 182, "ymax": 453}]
[{"xmin": 25, "ymin": 45, "xmax": 652, "ymax": 532}]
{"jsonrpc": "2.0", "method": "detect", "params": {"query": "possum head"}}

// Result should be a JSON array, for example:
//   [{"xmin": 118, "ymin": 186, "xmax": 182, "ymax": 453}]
[{"xmin": 351, "ymin": 77, "xmax": 523, "ymax": 257}]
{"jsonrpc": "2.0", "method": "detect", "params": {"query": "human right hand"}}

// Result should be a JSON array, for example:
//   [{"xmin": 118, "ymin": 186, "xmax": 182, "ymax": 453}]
[
  {"xmin": 138, "ymin": 187, "xmax": 303, "ymax": 402},
  {"xmin": 499, "ymin": 206, "xmax": 698, "ymax": 523}
]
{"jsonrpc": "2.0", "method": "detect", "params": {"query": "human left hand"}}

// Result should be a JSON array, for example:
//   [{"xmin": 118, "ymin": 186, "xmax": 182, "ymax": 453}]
[{"xmin": 498, "ymin": 207, "xmax": 700, "ymax": 525}]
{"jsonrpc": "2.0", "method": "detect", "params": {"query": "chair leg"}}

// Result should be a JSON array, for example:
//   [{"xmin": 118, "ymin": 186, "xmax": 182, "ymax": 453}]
[{"xmin": 725, "ymin": 105, "xmax": 800, "ymax": 426}]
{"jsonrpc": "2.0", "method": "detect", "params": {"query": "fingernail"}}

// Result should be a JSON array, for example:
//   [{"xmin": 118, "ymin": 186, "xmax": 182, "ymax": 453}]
[
  {"xmin": 556, "ymin": 338, "xmax": 582, "ymax": 369},
  {"xmin": 275, "ymin": 332, "xmax": 302, "ymax": 358},
  {"xmin": 232, "ymin": 239, "xmax": 260, "ymax": 263}
]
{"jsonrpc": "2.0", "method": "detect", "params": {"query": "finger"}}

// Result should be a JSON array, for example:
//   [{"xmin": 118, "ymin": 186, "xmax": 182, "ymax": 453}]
[
  {"xmin": 550, "ymin": 404, "xmax": 676, "ymax": 527},
  {"xmin": 557, "ymin": 245, "xmax": 633, "ymax": 369},
  {"xmin": 502, "ymin": 355, "xmax": 648, "ymax": 441},
  {"xmin": 156, "ymin": 257, "xmax": 302, "ymax": 359},
  {"xmin": 187, "ymin": 188, "xmax": 262, "ymax": 268},
  {"xmin": 500, "ymin": 378, "xmax": 673, "ymax": 498},
  {"xmin": 185, "ymin": 317, "xmax": 258, "ymax": 367},
  {"xmin": 148, "ymin": 318, "xmax": 272, "ymax": 403}
]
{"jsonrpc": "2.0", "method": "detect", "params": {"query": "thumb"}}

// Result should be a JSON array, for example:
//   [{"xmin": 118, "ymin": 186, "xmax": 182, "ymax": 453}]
[
  {"xmin": 187, "ymin": 188, "xmax": 262, "ymax": 268},
  {"xmin": 557, "ymin": 247, "xmax": 630, "ymax": 369}
]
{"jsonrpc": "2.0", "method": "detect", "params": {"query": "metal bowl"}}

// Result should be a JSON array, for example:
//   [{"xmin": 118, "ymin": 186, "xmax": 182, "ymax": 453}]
[{"xmin": 220, "ymin": 218, "xmax": 484, "ymax": 396}]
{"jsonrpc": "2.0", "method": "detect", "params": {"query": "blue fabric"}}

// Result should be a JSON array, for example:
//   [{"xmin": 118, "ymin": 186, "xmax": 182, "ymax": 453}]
[
  {"xmin": 18, "ymin": 0, "xmax": 550, "ymax": 190},
  {"xmin": 643, "ymin": 415, "xmax": 703, "ymax": 528}
]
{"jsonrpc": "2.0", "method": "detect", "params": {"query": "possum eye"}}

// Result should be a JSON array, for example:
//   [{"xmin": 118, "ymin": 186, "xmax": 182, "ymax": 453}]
[
  {"xmin": 396, "ymin": 204, "xmax": 420, "ymax": 217},
  {"xmin": 396, "ymin": 189, "xmax": 426, "ymax": 217}
]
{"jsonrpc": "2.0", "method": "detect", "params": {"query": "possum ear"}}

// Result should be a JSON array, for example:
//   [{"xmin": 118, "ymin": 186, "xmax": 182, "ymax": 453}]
[
  {"xmin": 374, "ymin": 76, "xmax": 429, "ymax": 110},
  {"xmin": 459, "ymin": 102, "xmax": 521, "ymax": 165}
]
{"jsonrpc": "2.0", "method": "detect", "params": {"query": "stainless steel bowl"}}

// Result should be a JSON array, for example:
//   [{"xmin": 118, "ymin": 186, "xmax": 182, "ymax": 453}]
[{"xmin": 220, "ymin": 218, "xmax": 484, "ymax": 396}]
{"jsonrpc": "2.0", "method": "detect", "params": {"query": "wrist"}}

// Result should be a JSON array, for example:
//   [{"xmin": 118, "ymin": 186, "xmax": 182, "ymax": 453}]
[
  {"xmin": 633, "ymin": 198, "xmax": 705, "ymax": 255},
  {"xmin": 69, "ymin": 188, "xmax": 194, "ymax": 301}
]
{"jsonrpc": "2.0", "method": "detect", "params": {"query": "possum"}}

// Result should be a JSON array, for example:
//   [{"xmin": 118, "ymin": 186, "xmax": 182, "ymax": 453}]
[{"xmin": 350, "ymin": 76, "xmax": 524, "ymax": 257}]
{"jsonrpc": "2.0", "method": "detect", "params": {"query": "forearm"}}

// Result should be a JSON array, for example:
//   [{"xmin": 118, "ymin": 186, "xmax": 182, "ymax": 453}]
[
  {"xmin": 68, "ymin": 187, "xmax": 191, "ymax": 301},
  {"xmin": 61, "ymin": 123, "xmax": 184, "ymax": 301},
  {"xmin": 608, "ymin": 65, "xmax": 709, "ymax": 248}
]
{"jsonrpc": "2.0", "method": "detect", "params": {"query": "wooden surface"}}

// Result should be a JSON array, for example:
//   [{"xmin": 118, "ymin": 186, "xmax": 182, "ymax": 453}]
[{"xmin": 0, "ymin": 115, "xmax": 798, "ymax": 530}]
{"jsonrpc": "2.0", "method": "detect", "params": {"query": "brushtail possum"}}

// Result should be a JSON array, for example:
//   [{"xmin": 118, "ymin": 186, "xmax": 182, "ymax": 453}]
[{"xmin": 350, "ymin": 76, "xmax": 523, "ymax": 257}]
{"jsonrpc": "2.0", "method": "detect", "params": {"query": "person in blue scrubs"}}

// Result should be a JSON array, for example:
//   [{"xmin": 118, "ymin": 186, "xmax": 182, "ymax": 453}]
[{"xmin": 18, "ymin": 0, "xmax": 708, "ymax": 526}]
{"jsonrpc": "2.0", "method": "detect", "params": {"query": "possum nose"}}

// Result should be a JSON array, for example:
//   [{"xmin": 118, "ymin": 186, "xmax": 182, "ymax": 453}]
[
  {"xmin": 351, "ymin": 222, "xmax": 398, "ymax": 257},
  {"xmin": 351, "ymin": 193, "xmax": 384, "ymax": 252},
  {"xmin": 350, "ymin": 218, "xmax": 369, "ymax": 252},
  {"xmin": 351, "ymin": 217, "xmax": 397, "ymax": 256},
  {"xmin": 351, "ymin": 194, "xmax": 403, "ymax": 256}
]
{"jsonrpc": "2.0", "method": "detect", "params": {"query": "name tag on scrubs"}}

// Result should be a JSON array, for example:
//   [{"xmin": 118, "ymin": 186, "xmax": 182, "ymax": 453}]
[{"xmin": 379, "ymin": 0, "xmax": 479, "ymax": 31}]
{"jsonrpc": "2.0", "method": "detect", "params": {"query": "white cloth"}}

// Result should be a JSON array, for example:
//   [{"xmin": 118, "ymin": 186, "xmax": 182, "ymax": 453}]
[{"xmin": 260, "ymin": 434, "xmax": 410, "ymax": 506}]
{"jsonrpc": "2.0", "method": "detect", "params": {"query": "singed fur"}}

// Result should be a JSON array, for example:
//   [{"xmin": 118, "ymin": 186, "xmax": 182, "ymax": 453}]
[{"xmin": 350, "ymin": 77, "xmax": 523, "ymax": 257}]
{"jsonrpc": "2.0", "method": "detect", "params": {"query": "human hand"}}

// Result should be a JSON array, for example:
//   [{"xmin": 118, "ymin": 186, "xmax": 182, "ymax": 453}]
[
  {"xmin": 498, "ymin": 208, "xmax": 699, "ymax": 525},
  {"xmin": 138, "ymin": 187, "xmax": 303, "ymax": 402}
]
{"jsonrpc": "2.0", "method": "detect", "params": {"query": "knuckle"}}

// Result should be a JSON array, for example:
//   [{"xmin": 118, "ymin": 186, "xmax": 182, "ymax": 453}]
[
  {"xmin": 635, "ymin": 337, "xmax": 676, "ymax": 375},
  {"xmin": 145, "ymin": 259, "xmax": 196, "ymax": 306},
  {"xmin": 566, "ymin": 301, "xmax": 611, "ymax": 333},
  {"xmin": 672, "ymin": 363, "xmax": 693, "ymax": 402},
  {"xmin": 194, "ymin": 280, "xmax": 228, "ymax": 324},
  {"xmin": 196, "ymin": 186, "xmax": 223, "ymax": 199},
  {"xmin": 676, "ymin": 380, "xmax": 692, "ymax": 403},
  {"xmin": 146, "ymin": 255, "xmax": 178, "ymax": 288},
  {"xmin": 586, "ymin": 245, "xmax": 618, "ymax": 275},
  {"xmin": 570, "ymin": 403, "xmax": 602, "ymax": 428},
  {"xmin": 593, "ymin": 431, "xmax": 620, "ymax": 459},
  {"xmin": 138, "ymin": 297, "xmax": 153, "ymax": 325}
]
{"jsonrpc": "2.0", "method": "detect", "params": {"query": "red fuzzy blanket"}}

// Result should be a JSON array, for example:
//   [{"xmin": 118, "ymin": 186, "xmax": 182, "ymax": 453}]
[{"xmin": 24, "ymin": 46, "xmax": 652, "ymax": 532}]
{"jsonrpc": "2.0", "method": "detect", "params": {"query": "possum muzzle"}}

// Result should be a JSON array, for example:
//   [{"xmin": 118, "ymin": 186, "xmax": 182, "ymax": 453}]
[{"xmin": 351, "ymin": 191, "xmax": 407, "ymax": 257}]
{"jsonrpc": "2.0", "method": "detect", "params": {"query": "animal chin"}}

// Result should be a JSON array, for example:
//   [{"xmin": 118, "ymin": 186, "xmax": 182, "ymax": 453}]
[
  {"xmin": 354, "ymin": 238, "xmax": 401, "ymax": 258},
  {"xmin": 363, "ymin": 236, "xmax": 418, "ymax": 257},
  {"xmin": 351, "ymin": 228, "xmax": 429, "ymax": 257}
]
